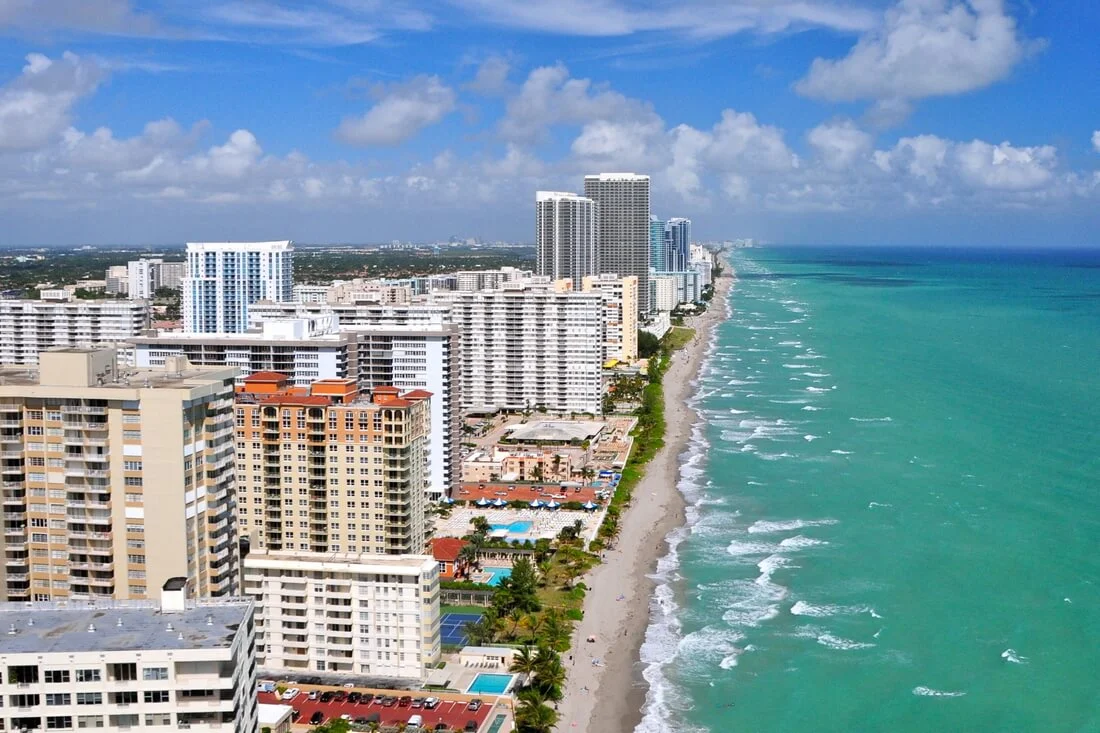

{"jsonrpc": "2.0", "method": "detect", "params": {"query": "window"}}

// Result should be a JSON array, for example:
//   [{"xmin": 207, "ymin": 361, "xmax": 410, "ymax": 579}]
[
  {"xmin": 46, "ymin": 716, "xmax": 73, "ymax": 730},
  {"xmin": 76, "ymin": 716, "xmax": 104, "ymax": 729},
  {"xmin": 123, "ymin": 477, "xmax": 142, "ymax": 487},
  {"xmin": 143, "ymin": 691, "xmax": 170, "ymax": 703},
  {"xmin": 142, "ymin": 667, "xmax": 168, "ymax": 681},
  {"xmin": 124, "ymin": 493, "xmax": 143, "ymax": 503},
  {"xmin": 110, "ymin": 691, "xmax": 137, "ymax": 705},
  {"xmin": 144, "ymin": 713, "xmax": 171, "ymax": 726},
  {"xmin": 122, "ymin": 461, "xmax": 142, "ymax": 471},
  {"xmin": 127, "ymin": 554, "xmax": 145, "ymax": 565},
  {"xmin": 76, "ymin": 692, "xmax": 103, "ymax": 705}
]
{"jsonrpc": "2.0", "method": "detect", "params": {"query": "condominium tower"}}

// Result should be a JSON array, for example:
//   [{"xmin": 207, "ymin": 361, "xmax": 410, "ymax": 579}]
[
  {"xmin": 234, "ymin": 376, "xmax": 430, "ymax": 556},
  {"xmin": 0, "ymin": 580, "xmax": 257, "ymax": 733},
  {"xmin": 535, "ymin": 191, "xmax": 599, "ymax": 289},
  {"xmin": 244, "ymin": 550, "xmax": 440, "ymax": 679},
  {"xmin": 0, "ymin": 300, "xmax": 150, "ymax": 366},
  {"xmin": 666, "ymin": 217, "xmax": 692, "ymax": 272},
  {"xmin": 584, "ymin": 173, "xmax": 651, "ymax": 315},
  {"xmin": 183, "ymin": 241, "xmax": 294, "ymax": 334},
  {"xmin": 0, "ymin": 348, "xmax": 240, "ymax": 602}
]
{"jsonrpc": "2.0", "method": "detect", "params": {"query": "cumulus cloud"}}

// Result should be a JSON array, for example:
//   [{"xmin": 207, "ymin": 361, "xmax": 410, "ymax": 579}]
[
  {"xmin": 499, "ymin": 64, "xmax": 653, "ymax": 142},
  {"xmin": 808, "ymin": 119, "xmax": 874, "ymax": 170},
  {"xmin": 1093, "ymin": 130, "xmax": 1100, "ymax": 153},
  {"xmin": 796, "ymin": 0, "xmax": 1035, "ymax": 104},
  {"xmin": 465, "ymin": 55, "xmax": 512, "ymax": 95},
  {"xmin": 336, "ymin": 75, "xmax": 456, "ymax": 146},
  {"xmin": 0, "ymin": 52, "xmax": 105, "ymax": 151}
]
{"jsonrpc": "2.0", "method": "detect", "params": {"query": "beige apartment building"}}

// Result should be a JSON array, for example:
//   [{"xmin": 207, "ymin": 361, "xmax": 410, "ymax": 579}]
[
  {"xmin": 244, "ymin": 550, "xmax": 440, "ymax": 679},
  {"xmin": 0, "ymin": 348, "xmax": 240, "ymax": 603},
  {"xmin": 581, "ymin": 273, "xmax": 639, "ymax": 363},
  {"xmin": 234, "ymin": 374, "xmax": 431, "ymax": 556}
]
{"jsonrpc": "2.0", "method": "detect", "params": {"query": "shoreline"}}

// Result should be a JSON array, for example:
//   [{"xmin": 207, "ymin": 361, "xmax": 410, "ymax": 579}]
[{"xmin": 556, "ymin": 263, "xmax": 734, "ymax": 732}]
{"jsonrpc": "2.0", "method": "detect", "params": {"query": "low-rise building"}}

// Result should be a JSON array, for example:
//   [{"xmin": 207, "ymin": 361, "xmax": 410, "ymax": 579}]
[
  {"xmin": 0, "ymin": 578, "xmax": 257, "ymax": 733},
  {"xmin": 461, "ymin": 447, "xmax": 577, "ymax": 484},
  {"xmin": 0, "ymin": 299, "xmax": 150, "ymax": 366},
  {"xmin": 243, "ymin": 550, "xmax": 440, "ymax": 680}
]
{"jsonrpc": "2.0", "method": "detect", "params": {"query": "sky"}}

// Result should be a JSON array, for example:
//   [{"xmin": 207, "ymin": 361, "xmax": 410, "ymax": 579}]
[{"xmin": 0, "ymin": 0, "xmax": 1097, "ymax": 247}]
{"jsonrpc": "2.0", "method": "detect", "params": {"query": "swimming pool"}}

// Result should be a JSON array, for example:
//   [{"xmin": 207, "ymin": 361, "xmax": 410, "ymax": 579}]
[
  {"xmin": 491, "ymin": 521, "xmax": 532, "ymax": 534},
  {"xmin": 466, "ymin": 673, "xmax": 515, "ymax": 695},
  {"xmin": 482, "ymin": 567, "xmax": 512, "ymax": 586}
]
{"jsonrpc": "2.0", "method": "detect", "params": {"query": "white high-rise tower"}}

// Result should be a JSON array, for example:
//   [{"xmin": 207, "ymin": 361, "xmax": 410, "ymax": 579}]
[
  {"xmin": 183, "ymin": 241, "xmax": 294, "ymax": 333},
  {"xmin": 535, "ymin": 191, "xmax": 599, "ymax": 289}
]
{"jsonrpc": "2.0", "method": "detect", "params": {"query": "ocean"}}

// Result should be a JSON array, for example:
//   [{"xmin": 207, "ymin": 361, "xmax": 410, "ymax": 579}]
[{"xmin": 638, "ymin": 247, "xmax": 1100, "ymax": 733}]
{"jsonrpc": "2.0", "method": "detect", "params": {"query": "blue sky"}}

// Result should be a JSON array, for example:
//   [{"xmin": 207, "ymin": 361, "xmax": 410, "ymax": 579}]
[{"xmin": 0, "ymin": 0, "xmax": 1097, "ymax": 246}]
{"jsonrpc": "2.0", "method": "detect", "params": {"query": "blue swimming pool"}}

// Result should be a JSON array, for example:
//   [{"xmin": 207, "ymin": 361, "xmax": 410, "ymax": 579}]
[
  {"xmin": 491, "ymin": 521, "xmax": 532, "ymax": 534},
  {"xmin": 466, "ymin": 673, "xmax": 515, "ymax": 695},
  {"xmin": 482, "ymin": 567, "xmax": 512, "ymax": 586}
]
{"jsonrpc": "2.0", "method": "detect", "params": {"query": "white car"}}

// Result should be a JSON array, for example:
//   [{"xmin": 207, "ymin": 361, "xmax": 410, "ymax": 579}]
[
  {"xmin": 281, "ymin": 688, "xmax": 300, "ymax": 701},
  {"xmin": 340, "ymin": 715, "xmax": 352, "ymax": 721}
]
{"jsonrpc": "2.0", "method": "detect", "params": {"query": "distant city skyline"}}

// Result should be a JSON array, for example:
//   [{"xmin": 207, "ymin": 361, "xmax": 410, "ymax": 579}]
[{"xmin": 0, "ymin": 1, "xmax": 1097, "ymax": 247}]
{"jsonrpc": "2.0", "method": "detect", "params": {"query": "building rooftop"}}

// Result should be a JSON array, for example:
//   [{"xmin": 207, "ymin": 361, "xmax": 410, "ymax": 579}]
[
  {"xmin": 0, "ymin": 599, "xmax": 252, "ymax": 655},
  {"xmin": 0, "ymin": 349, "xmax": 236, "ymax": 390},
  {"xmin": 244, "ymin": 549, "xmax": 435, "ymax": 575},
  {"xmin": 430, "ymin": 537, "xmax": 468, "ymax": 563},
  {"xmin": 505, "ymin": 420, "xmax": 606, "ymax": 443}
]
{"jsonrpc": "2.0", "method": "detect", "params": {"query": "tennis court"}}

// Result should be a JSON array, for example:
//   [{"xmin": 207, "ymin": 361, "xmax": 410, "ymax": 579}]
[{"xmin": 440, "ymin": 612, "xmax": 482, "ymax": 646}]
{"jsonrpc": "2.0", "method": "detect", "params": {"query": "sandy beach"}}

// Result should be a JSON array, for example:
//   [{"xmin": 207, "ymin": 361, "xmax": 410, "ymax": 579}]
[{"xmin": 556, "ymin": 264, "xmax": 733, "ymax": 732}]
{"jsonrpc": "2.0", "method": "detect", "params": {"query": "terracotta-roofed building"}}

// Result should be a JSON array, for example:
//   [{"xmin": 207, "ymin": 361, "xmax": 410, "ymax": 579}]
[
  {"xmin": 430, "ymin": 537, "xmax": 469, "ymax": 578},
  {"xmin": 235, "ymin": 377, "xmax": 433, "ymax": 556}
]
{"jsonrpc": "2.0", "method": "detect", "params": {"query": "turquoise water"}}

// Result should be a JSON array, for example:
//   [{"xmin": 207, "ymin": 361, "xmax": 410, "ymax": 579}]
[
  {"xmin": 492, "ymin": 521, "xmax": 532, "ymax": 534},
  {"xmin": 639, "ymin": 248, "xmax": 1100, "ymax": 733},
  {"xmin": 466, "ymin": 673, "xmax": 514, "ymax": 695},
  {"xmin": 483, "ymin": 567, "xmax": 512, "ymax": 586}
]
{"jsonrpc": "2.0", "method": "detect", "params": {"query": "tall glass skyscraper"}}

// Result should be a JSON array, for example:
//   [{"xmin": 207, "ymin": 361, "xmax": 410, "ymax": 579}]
[
  {"xmin": 666, "ymin": 217, "xmax": 691, "ymax": 272},
  {"xmin": 183, "ymin": 241, "xmax": 294, "ymax": 333}
]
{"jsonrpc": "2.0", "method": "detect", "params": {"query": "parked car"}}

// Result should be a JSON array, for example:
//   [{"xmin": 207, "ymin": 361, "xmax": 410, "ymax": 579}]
[
  {"xmin": 467, "ymin": 698, "xmax": 482, "ymax": 712},
  {"xmin": 320, "ymin": 691, "xmax": 335, "ymax": 703},
  {"xmin": 348, "ymin": 692, "xmax": 362, "ymax": 704},
  {"xmin": 333, "ymin": 690, "xmax": 348, "ymax": 702},
  {"xmin": 465, "ymin": 721, "xmax": 478, "ymax": 732},
  {"xmin": 381, "ymin": 696, "xmax": 397, "ymax": 707},
  {"xmin": 373, "ymin": 694, "xmax": 386, "ymax": 704},
  {"xmin": 408, "ymin": 714, "xmax": 423, "ymax": 728},
  {"xmin": 340, "ymin": 714, "xmax": 352, "ymax": 721},
  {"xmin": 434, "ymin": 725, "xmax": 449, "ymax": 732},
  {"xmin": 423, "ymin": 697, "xmax": 440, "ymax": 710},
  {"xmin": 309, "ymin": 711, "xmax": 324, "ymax": 725},
  {"xmin": 398, "ymin": 695, "xmax": 413, "ymax": 707},
  {"xmin": 353, "ymin": 718, "xmax": 370, "ymax": 726},
  {"xmin": 291, "ymin": 709, "xmax": 300, "ymax": 721},
  {"xmin": 307, "ymin": 690, "xmax": 318, "ymax": 701},
  {"xmin": 410, "ymin": 697, "xmax": 424, "ymax": 709},
  {"xmin": 281, "ymin": 688, "xmax": 300, "ymax": 701}
]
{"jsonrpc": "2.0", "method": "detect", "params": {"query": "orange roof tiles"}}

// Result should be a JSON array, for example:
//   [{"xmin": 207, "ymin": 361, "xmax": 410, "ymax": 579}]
[{"xmin": 430, "ymin": 537, "xmax": 468, "ymax": 562}]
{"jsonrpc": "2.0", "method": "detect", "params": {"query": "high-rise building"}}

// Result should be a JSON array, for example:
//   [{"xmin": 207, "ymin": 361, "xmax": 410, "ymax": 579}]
[
  {"xmin": 132, "ymin": 316, "xmax": 357, "ymax": 388},
  {"xmin": 581, "ymin": 274, "xmax": 639, "ymax": 362},
  {"xmin": 183, "ymin": 241, "xmax": 294, "ymax": 334},
  {"xmin": 128, "ymin": 258, "xmax": 162, "ymax": 301},
  {"xmin": 234, "ymin": 376, "xmax": 431, "ymax": 556},
  {"xmin": 0, "ymin": 300, "xmax": 149, "ymax": 366},
  {"xmin": 649, "ymin": 216, "xmax": 667, "ymax": 272},
  {"xmin": 0, "ymin": 348, "xmax": 240, "ymax": 602},
  {"xmin": 432, "ymin": 285, "xmax": 604, "ymax": 414},
  {"xmin": 104, "ymin": 266, "xmax": 129, "ymax": 296},
  {"xmin": 244, "ymin": 550, "xmax": 440, "ymax": 679},
  {"xmin": 584, "ymin": 173, "xmax": 651, "ymax": 315},
  {"xmin": 666, "ymin": 217, "xmax": 692, "ymax": 272},
  {"xmin": 535, "ymin": 191, "xmax": 599, "ymax": 289},
  {"xmin": 0, "ymin": 579, "xmax": 257, "ymax": 733}
]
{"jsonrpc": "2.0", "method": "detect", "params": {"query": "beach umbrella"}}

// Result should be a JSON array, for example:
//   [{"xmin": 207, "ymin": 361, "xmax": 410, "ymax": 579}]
[
  {"xmin": 475, "ymin": 498, "xmax": 490, "ymax": 507},
  {"xmin": 529, "ymin": 499, "xmax": 544, "ymax": 509},
  {"xmin": 441, "ymin": 496, "xmax": 455, "ymax": 504},
  {"xmin": 492, "ymin": 498, "xmax": 507, "ymax": 508},
  {"xmin": 582, "ymin": 501, "xmax": 597, "ymax": 511},
  {"xmin": 546, "ymin": 500, "xmax": 561, "ymax": 510}
]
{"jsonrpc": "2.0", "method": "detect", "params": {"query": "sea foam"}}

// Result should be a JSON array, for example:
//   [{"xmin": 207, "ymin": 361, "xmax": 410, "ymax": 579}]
[
  {"xmin": 748, "ymin": 518, "xmax": 838, "ymax": 534},
  {"xmin": 913, "ymin": 687, "xmax": 967, "ymax": 698}
]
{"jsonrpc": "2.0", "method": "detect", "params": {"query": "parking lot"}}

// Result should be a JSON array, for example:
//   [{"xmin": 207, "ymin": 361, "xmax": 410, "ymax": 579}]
[{"xmin": 258, "ymin": 687, "xmax": 497, "ymax": 731}]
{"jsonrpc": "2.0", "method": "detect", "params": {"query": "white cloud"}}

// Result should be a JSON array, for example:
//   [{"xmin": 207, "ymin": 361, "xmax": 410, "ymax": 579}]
[
  {"xmin": 796, "ymin": 0, "xmax": 1034, "ymax": 103},
  {"xmin": 448, "ymin": 0, "xmax": 875, "ymax": 37},
  {"xmin": 0, "ymin": 52, "xmax": 105, "ymax": 151},
  {"xmin": 808, "ymin": 119, "xmax": 874, "ymax": 170},
  {"xmin": 953, "ymin": 139, "xmax": 1056, "ymax": 190},
  {"xmin": 336, "ymin": 75, "xmax": 456, "ymax": 146},
  {"xmin": 0, "ymin": 0, "xmax": 159, "ymax": 37},
  {"xmin": 706, "ymin": 110, "xmax": 799, "ymax": 173},
  {"xmin": 1093, "ymin": 130, "xmax": 1100, "ymax": 154},
  {"xmin": 874, "ymin": 134, "xmax": 950, "ymax": 183},
  {"xmin": 499, "ymin": 64, "xmax": 652, "ymax": 142},
  {"xmin": 465, "ymin": 55, "xmax": 512, "ymax": 95}
]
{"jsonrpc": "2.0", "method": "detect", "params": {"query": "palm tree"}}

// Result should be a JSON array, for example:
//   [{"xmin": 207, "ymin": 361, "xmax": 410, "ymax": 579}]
[
  {"xmin": 507, "ymin": 608, "xmax": 526, "ymax": 639},
  {"xmin": 515, "ymin": 694, "xmax": 557, "ymax": 733},
  {"xmin": 541, "ymin": 610, "xmax": 570, "ymax": 652},
  {"xmin": 519, "ymin": 612, "xmax": 543, "ymax": 639},
  {"xmin": 456, "ymin": 544, "xmax": 478, "ymax": 579},
  {"xmin": 532, "ymin": 647, "xmax": 566, "ymax": 701},
  {"xmin": 510, "ymin": 644, "xmax": 539, "ymax": 679}
]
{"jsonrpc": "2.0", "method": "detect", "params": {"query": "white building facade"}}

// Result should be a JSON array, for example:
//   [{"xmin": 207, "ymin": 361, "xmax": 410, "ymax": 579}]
[
  {"xmin": 243, "ymin": 551, "xmax": 440, "ymax": 680},
  {"xmin": 0, "ymin": 300, "xmax": 150, "ymax": 365},
  {"xmin": 535, "ymin": 191, "xmax": 599, "ymax": 289},
  {"xmin": 183, "ymin": 241, "xmax": 294, "ymax": 334},
  {"xmin": 0, "ymin": 581, "xmax": 256, "ymax": 733}
]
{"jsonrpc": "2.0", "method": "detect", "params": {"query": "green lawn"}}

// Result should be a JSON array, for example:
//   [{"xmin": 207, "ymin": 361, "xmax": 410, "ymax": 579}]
[
  {"xmin": 441, "ymin": 605, "xmax": 485, "ymax": 617},
  {"xmin": 664, "ymin": 326, "xmax": 696, "ymax": 351}
]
